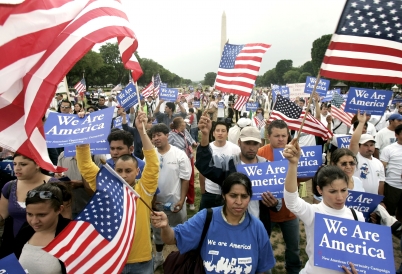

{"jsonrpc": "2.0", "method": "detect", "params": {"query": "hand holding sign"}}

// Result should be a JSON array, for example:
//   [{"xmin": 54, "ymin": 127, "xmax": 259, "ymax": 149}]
[
  {"xmin": 135, "ymin": 110, "xmax": 148, "ymax": 133},
  {"xmin": 357, "ymin": 109, "xmax": 366, "ymax": 124}
]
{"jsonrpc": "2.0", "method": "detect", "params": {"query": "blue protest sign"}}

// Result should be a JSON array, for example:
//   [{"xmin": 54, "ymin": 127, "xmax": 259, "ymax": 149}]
[
  {"xmin": 274, "ymin": 145, "xmax": 322, "ymax": 178},
  {"xmin": 159, "ymin": 88, "xmax": 178, "ymax": 102},
  {"xmin": 336, "ymin": 135, "xmax": 351, "ymax": 148},
  {"xmin": 236, "ymin": 161, "xmax": 288, "ymax": 199},
  {"xmin": 116, "ymin": 83, "xmax": 141, "ymax": 111},
  {"xmin": 271, "ymin": 85, "xmax": 281, "ymax": 101},
  {"xmin": 64, "ymin": 140, "xmax": 109, "ymax": 157},
  {"xmin": 344, "ymin": 88, "xmax": 392, "ymax": 115},
  {"xmin": 44, "ymin": 107, "xmax": 114, "ymax": 148},
  {"xmin": 160, "ymin": 83, "xmax": 167, "ymax": 88},
  {"xmin": 392, "ymin": 98, "xmax": 402, "ymax": 104},
  {"xmin": 322, "ymin": 90, "xmax": 335, "ymax": 102},
  {"xmin": 281, "ymin": 86, "xmax": 290, "ymax": 98},
  {"xmin": 193, "ymin": 101, "xmax": 200, "ymax": 108},
  {"xmin": 113, "ymin": 115, "xmax": 130, "ymax": 129},
  {"xmin": 342, "ymin": 93, "xmax": 348, "ymax": 99},
  {"xmin": 218, "ymin": 102, "xmax": 225, "ymax": 109},
  {"xmin": 304, "ymin": 76, "xmax": 330, "ymax": 96},
  {"xmin": 246, "ymin": 102, "xmax": 258, "ymax": 111},
  {"xmin": 345, "ymin": 190, "xmax": 383, "ymax": 222},
  {"xmin": 0, "ymin": 161, "xmax": 14, "ymax": 176},
  {"xmin": 0, "ymin": 253, "xmax": 26, "ymax": 274},
  {"xmin": 314, "ymin": 213, "xmax": 394, "ymax": 273}
]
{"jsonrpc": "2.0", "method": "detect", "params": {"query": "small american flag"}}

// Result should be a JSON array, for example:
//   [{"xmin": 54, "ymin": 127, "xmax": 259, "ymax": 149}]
[
  {"xmin": 320, "ymin": 0, "xmax": 402, "ymax": 84},
  {"xmin": 270, "ymin": 95, "xmax": 333, "ymax": 139},
  {"xmin": 254, "ymin": 116, "xmax": 265, "ymax": 130},
  {"xmin": 74, "ymin": 78, "xmax": 86, "ymax": 94},
  {"xmin": 153, "ymin": 73, "xmax": 161, "ymax": 97},
  {"xmin": 141, "ymin": 81, "xmax": 154, "ymax": 98},
  {"xmin": 215, "ymin": 43, "xmax": 270, "ymax": 97},
  {"xmin": 234, "ymin": 95, "xmax": 249, "ymax": 111},
  {"xmin": 44, "ymin": 164, "xmax": 138, "ymax": 274},
  {"xmin": 331, "ymin": 92, "xmax": 354, "ymax": 126}
]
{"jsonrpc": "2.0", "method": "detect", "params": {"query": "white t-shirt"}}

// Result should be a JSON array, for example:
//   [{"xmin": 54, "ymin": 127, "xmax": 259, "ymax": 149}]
[
  {"xmin": 375, "ymin": 127, "xmax": 396, "ymax": 156},
  {"xmin": 354, "ymin": 152, "xmax": 385, "ymax": 194},
  {"xmin": 156, "ymin": 146, "xmax": 191, "ymax": 205},
  {"xmin": 349, "ymin": 122, "xmax": 377, "ymax": 136},
  {"xmin": 205, "ymin": 142, "xmax": 241, "ymax": 194},
  {"xmin": 296, "ymin": 132, "xmax": 316, "ymax": 147},
  {"xmin": 320, "ymin": 113, "xmax": 329, "ymax": 127},
  {"xmin": 380, "ymin": 142, "xmax": 402, "ymax": 189},
  {"xmin": 332, "ymin": 118, "xmax": 349, "ymax": 134}
]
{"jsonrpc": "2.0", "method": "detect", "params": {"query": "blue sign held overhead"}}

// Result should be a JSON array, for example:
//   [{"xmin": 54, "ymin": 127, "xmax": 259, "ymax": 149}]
[
  {"xmin": 246, "ymin": 102, "xmax": 258, "ymax": 111},
  {"xmin": 237, "ymin": 161, "xmax": 288, "ymax": 199},
  {"xmin": 322, "ymin": 90, "xmax": 335, "ymax": 102},
  {"xmin": 281, "ymin": 86, "xmax": 290, "ymax": 98},
  {"xmin": 345, "ymin": 190, "xmax": 383, "ymax": 222},
  {"xmin": 344, "ymin": 87, "xmax": 392, "ymax": 116},
  {"xmin": 193, "ymin": 101, "xmax": 200, "ymax": 108},
  {"xmin": 160, "ymin": 83, "xmax": 167, "ymax": 88},
  {"xmin": 271, "ymin": 85, "xmax": 281, "ymax": 101},
  {"xmin": 116, "ymin": 82, "xmax": 140, "ymax": 111},
  {"xmin": 314, "ymin": 213, "xmax": 394, "ymax": 273},
  {"xmin": 64, "ymin": 140, "xmax": 109, "ymax": 157},
  {"xmin": 0, "ymin": 161, "xmax": 14, "ymax": 177},
  {"xmin": 274, "ymin": 145, "xmax": 322, "ymax": 178},
  {"xmin": 44, "ymin": 107, "xmax": 114, "ymax": 148},
  {"xmin": 304, "ymin": 76, "xmax": 330, "ymax": 96},
  {"xmin": 336, "ymin": 135, "xmax": 351, "ymax": 148},
  {"xmin": 159, "ymin": 88, "xmax": 178, "ymax": 102}
]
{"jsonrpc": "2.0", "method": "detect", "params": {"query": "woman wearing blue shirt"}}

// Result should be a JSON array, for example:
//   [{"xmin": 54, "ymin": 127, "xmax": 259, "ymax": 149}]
[{"xmin": 151, "ymin": 172, "xmax": 275, "ymax": 274}]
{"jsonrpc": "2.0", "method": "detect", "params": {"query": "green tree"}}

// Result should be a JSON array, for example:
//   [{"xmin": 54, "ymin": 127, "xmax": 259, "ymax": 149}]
[
  {"xmin": 275, "ymin": 60, "xmax": 293, "ymax": 84},
  {"xmin": 261, "ymin": 68, "xmax": 278, "ymax": 86},
  {"xmin": 298, "ymin": 72, "xmax": 312, "ymax": 83},
  {"xmin": 283, "ymin": 70, "xmax": 301, "ymax": 84},
  {"xmin": 311, "ymin": 34, "xmax": 331, "ymax": 75},
  {"xmin": 99, "ymin": 42, "xmax": 126, "ymax": 84},
  {"xmin": 300, "ymin": 61, "xmax": 315, "ymax": 75},
  {"xmin": 255, "ymin": 75, "xmax": 264, "ymax": 87},
  {"xmin": 203, "ymin": 72, "xmax": 217, "ymax": 86},
  {"xmin": 67, "ymin": 50, "xmax": 104, "ymax": 88}
]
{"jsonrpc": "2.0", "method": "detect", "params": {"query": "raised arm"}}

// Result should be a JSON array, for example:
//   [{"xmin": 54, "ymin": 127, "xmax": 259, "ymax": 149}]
[
  {"xmin": 154, "ymin": 99, "xmax": 165, "ymax": 115},
  {"xmin": 283, "ymin": 139, "xmax": 301, "ymax": 193},
  {"xmin": 349, "ymin": 110, "xmax": 366, "ymax": 155}
]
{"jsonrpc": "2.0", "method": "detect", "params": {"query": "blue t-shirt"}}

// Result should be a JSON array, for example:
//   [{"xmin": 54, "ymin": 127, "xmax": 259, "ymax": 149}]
[
  {"xmin": 106, "ymin": 155, "xmax": 144, "ymax": 179},
  {"xmin": 174, "ymin": 207, "xmax": 275, "ymax": 273}
]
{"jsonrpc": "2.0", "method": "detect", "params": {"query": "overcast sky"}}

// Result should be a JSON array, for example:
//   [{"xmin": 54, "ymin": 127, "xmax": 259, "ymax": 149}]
[{"xmin": 113, "ymin": 0, "xmax": 346, "ymax": 81}]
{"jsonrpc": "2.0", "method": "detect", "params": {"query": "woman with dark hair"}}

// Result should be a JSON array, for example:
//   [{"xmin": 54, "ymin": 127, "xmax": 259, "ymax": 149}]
[
  {"xmin": 0, "ymin": 153, "xmax": 69, "ymax": 258},
  {"xmin": 15, "ymin": 183, "xmax": 71, "ymax": 274},
  {"xmin": 313, "ymin": 148, "xmax": 365, "ymax": 203},
  {"xmin": 151, "ymin": 172, "xmax": 275, "ymax": 273},
  {"xmin": 283, "ymin": 140, "xmax": 365, "ymax": 274},
  {"xmin": 168, "ymin": 117, "xmax": 198, "ymax": 211},
  {"xmin": 73, "ymin": 103, "xmax": 83, "ymax": 114}
]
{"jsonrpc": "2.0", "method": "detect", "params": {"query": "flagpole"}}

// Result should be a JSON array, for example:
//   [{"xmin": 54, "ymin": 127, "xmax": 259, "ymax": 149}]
[
  {"xmin": 295, "ymin": 72, "xmax": 321, "ymax": 142},
  {"xmin": 133, "ymin": 78, "xmax": 147, "ymax": 135}
]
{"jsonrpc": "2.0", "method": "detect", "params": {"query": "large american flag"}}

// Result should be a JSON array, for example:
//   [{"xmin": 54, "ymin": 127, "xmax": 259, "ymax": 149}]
[
  {"xmin": 320, "ymin": 0, "xmax": 402, "ymax": 84},
  {"xmin": 215, "ymin": 43, "xmax": 270, "ymax": 97},
  {"xmin": 0, "ymin": 0, "xmax": 142, "ymax": 172},
  {"xmin": 269, "ymin": 95, "xmax": 333, "ymax": 139},
  {"xmin": 74, "ymin": 78, "xmax": 86, "ymax": 93},
  {"xmin": 44, "ymin": 164, "xmax": 138, "ymax": 273},
  {"xmin": 234, "ymin": 95, "xmax": 249, "ymax": 111},
  {"xmin": 141, "ymin": 81, "xmax": 154, "ymax": 98},
  {"xmin": 331, "ymin": 92, "xmax": 354, "ymax": 127}
]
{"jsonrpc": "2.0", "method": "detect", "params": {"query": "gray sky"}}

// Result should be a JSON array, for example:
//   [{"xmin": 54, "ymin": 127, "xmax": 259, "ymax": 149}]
[{"xmin": 116, "ymin": 0, "xmax": 346, "ymax": 81}]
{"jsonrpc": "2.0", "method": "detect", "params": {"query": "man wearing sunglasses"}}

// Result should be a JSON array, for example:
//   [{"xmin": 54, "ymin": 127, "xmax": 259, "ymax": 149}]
[
  {"xmin": 350, "ymin": 111, "xmax": 385, "ymax": 196},
  {"xmin": 59, "ymin": 100, "xmax": 72, "ymax": 114}
]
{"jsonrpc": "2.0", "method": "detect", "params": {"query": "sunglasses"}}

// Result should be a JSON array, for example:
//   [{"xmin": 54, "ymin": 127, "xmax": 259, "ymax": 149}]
[
  {"xmin": 60, "ymin": 106, "xmax": 71, "ymax": 109},
  {"xmin": 27, "ymin": 190, "xmax": 60, "ymax": 202},
  {"xmin": 339, "ymin": 161, "xmax": 356, "ymax": 167}
]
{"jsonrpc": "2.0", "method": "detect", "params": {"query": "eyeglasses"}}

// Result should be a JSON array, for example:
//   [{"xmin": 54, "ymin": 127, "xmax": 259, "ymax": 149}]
[
  {"xmin": 27, "ymin": 190, "xmax": 60, "ymax": 202},
  {"xmin": 339, "ymin": 161, "xmax": 356, "ymax": 167},
  {"xmin": 60, "ymin": 106, "xmax": 71, "ymax": 109}
]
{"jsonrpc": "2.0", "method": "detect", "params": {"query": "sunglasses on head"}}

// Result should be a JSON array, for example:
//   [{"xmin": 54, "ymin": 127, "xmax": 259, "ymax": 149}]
[
  {"xmin": 27, "ymin": 190, "xmax": 60, "ymax": 202},
  {"xmin": 339, "ymin": 161, "xmax": 356, "ymax": 167}
]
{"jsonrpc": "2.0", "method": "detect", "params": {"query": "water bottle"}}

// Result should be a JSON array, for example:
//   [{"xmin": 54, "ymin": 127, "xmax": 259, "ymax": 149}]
[{"xmin": 163, "ymin": 202, "xmax": 178, "ymax": 212}]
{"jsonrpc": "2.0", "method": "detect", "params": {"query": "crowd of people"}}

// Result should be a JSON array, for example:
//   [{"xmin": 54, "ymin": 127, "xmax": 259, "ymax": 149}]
[{"xmin": 0, "ymin": 85, "xmax": 401, "ymax": 274}]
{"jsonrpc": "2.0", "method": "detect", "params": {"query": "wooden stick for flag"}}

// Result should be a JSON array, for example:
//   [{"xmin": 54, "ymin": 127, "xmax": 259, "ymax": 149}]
[
  {"xmin": 133, "ymin": 81, "xmax": 147, "ymax": 135},
  {"xmin": 294, "ymin": 73, "xmax": 321, "ymax": 143}
]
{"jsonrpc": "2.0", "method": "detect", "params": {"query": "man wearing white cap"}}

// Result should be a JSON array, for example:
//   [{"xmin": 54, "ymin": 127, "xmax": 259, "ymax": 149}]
[
  {"xmin": 228, "ymin": 117, "xmax": 252, "ymax": 145},
  {"xmin": 350, "ymin": 111, "xmax": 385, "ymax": 195},
  {"xmin": 374, "ymin": 113, "xmax": 402, "ymax": 158}
]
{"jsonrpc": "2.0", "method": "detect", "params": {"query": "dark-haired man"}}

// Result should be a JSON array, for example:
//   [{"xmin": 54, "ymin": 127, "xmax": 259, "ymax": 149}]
[
  {"xmin": 154, "ymin": 98, "xmax": 187, "ymax": 127},
  {"xmin": 59, "ymin": 100, "xmax": 72, "ymax": 114},
  {"xmin": 96, "ymin": 96, "xmax": 108, "ymax": 110}
]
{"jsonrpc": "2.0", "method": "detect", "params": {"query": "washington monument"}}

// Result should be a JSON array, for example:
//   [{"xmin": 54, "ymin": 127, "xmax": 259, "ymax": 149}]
[{"xmin": 220, "ymin": 11, "xmax": 227, "ymax": 55}]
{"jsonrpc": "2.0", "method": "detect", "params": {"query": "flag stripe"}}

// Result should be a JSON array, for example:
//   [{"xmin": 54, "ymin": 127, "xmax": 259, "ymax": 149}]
[{"xmin": 323, "ymin": 56, "xmax": 402, "ymax": 71}]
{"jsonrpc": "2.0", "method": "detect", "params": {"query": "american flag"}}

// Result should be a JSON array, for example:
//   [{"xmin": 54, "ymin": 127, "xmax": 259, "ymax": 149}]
[
  {"xmin": 215, "ymin": 43, "xmax": 270, "ymax": 97},
  {"xmin": 141, "ymin": 81, "xmax": 154, "ymax": 98},
  {"xmin": 43, "ymin": 164, "xmax": 138, "ymax": 273},
  {"xmin": 153, "ymin": 73, "xmax": 161, "ymax": 97},
  {"xmin": 126, "ymin": 54, "xmax": 142, "ymax": 82},
  {"xmin": 74, "ymin": 78, "xmax": 86, "ymax": 93},
  {"xmin": 320, "ymin": 0, "xmax": 402, "ymax": 84},
  {"xmin": 254, "ymin": 116, "xmax": 265, "ymax": 130},
  {"xmin": 0, "ymin": 0, "xmax": 142, "ymax": 172},
  {"xmin": 269, "ymin": 95, "xmax": 333, "ymax": 139},
  {"xmin": 331, "ymin": 92, "xmax": 354, "ymax": 126},
  {"xmin": 234, "ymin": 95, "xmax": 249, "ymax": 111}
]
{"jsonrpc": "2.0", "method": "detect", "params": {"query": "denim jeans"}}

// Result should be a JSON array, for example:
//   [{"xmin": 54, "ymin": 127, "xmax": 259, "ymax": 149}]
[
  {"xmin": 271, "ymin": 218, "xmax": 301, "ymax": 274},
  {"xmin": 121, "ymin": 259, "xmax": 153, "ymax": 274},
  {"xmin": 190, "ymin": 127, "xmax": 198, "ymax": 143}
]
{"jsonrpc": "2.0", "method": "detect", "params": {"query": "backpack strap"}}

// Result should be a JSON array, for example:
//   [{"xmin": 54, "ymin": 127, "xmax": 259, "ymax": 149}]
[
  {"xmin": 350, "ymin": 208, "xmax": 358, "ymax": 221},
  {"xmin": 197, "ymin": 208, "xmax": 213, "ymax": 251}
]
